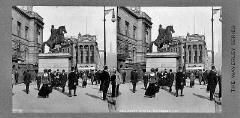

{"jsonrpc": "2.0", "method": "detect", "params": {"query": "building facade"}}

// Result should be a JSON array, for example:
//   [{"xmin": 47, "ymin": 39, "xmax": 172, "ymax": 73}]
[
  {"xmin": 60, "ymin": 34, "xmax": 100, "ymax": 71},
  {"xmin": 117, "ymin": 7, "xmax": 152, "ymax": 69},
  {"xmin": 167, "ymin": 34, "xmax": 208, "ymax": 71},
  {"xmin": 12, "ymin": 6, "xmax": 44, "ymax": 82}
]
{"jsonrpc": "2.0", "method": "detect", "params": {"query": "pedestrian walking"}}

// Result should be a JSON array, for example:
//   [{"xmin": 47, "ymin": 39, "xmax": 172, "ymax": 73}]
[
  {"xmin": 95, "ymin": 70, "xmax": 101, "ymax": 84},
  {"xmin": 68, "ymin": 67, "xmax": 78, "ymax": 97},
  {"xmin": 189, "ymin": 72, "xmax": 195, "ymax": 88},
  {"xmin": 121, "ymin": 69, "xmax": 126, "ymax": 84},
  {"xmin": 99, "ymin": 70, "xmax": 104, "ymax": 92},
  {"xmin": 101, "ymin": 66, "xmax": 110, "ymax": 100},
  {"xmin": 23, "ymin": 69, "xmax": 31, "ymax": 94},
  {"xmin": 82, "ymin": 72, "xmax": 88, "ymax": 88},
  {"xmin": 156, "ymin": 69, "xmax": 162, "ymax": 91},
  {"xmin": 115, "ymin": 68, "xmax": 122, "ymax": 97},
  {"xmin": 175, "ymin": 67, "xmax": 185, "ymax": 97},
  {"xmin": 55, "ymin": 69, "xmax": 61, "ymax": 88},
  {"xmin": 199, "ymin": 70, "xmax": 203, "ymax": 85},
  {"xmin": 168, "ymin": 69, "xmax": 174, "ymax": 92},
  {"xmin": 35, "ymin": 70, "xmax": 41, "ymax": 91},
  {"xmin": 203, "ymin": 69, "xmax": 208, "ymax": 85},
  {"xmin": 60, "ymin": 69, "xmax": 67, "ymax": 93},
  {"xmin": 145, "ymin": 68, "xmax": 157, "ymax": 98},
  {"xmin": 130, "ymin": 69, "xmax": 138, "ymax": 93},
  {"xmin": 142, "ymin": 69, "xmax": 149, "ymax": 90},
  {"xmin": 14, "ymin": 69, "xmax": 19, "ymax": 84},
  {"xmin": 38, "ymin": 69, "xmax": 51, "ymax": 98},
  {"xmin": 90, "ymin": 70, "xmax": 95, "ymax": 85},
  {"xmin": 110, "ymin": 69, "xmax": 117, "ymax": 97},
  {"xmin": 207, "ymin": 66, "xmax": 218, "ymax": 101}
]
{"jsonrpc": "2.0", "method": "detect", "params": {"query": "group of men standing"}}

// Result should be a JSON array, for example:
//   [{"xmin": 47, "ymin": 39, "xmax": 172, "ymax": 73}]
[{"xmin": 129, "ymin": 65, "xmax": 221, "ymax": 101}]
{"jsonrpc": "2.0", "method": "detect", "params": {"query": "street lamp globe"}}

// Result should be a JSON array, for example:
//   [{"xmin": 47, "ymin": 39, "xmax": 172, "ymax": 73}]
[{"xmin": 111, "ymin": 12, "xmax": 116, "ymax": 22}]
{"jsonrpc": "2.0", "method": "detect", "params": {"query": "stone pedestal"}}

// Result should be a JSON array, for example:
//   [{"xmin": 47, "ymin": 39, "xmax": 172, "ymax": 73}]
[
  {"xmin": 146, "ymin": 52, "xmax": 180, "ymax": 72},
  {"xmin": 38, "ymin": 53, "xmax": 72, "ymax": 73}
]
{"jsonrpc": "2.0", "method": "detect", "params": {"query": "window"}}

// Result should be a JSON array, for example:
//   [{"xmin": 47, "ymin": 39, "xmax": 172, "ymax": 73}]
[
  {"xmin": 117, "ymin": 17, "xmax": 121, "ymax": 33},
  {"xmin": 189, "ymin": 51, "xmax": 191, "ymax": 63},
  {"xmin": 145, "ymin": 29, "xmax": 148, "ymax": 42},
  {"xmin": 199, "ymin": 50, "xmax": 202, "ymax": 63},
  {"xmin": 36, "ymin": 26, "xmax": 41, "ymax": 43},
  {"xmin": 194, "ymin": 50, "xmax": 198, "ymax": 63},
  {"xmin": 17, "ymin": 21, "xmax": 21, "ymax": 37},
  {"xmin": 133, "ymin": 26, "xmax": 137, "ymax": 39},
  {"xmin": 125, "ymin": 21, "xmax": 129, "ymax": 36},
  {"xmin": 80, "ymin": 46, "xmax": 83, "ymax": 63},
  {"xmin": 68, "ymin": 48, "xmax": 69, "ymax": 53},
  {"xmin": 25, "ymin": 26, "xmax": 29, "ymax": 40},
  {"xmin": 90, "ymin": 46, "xmax": 94, "ymax": 63},
  {"xmin": 199, "ymin": 45, "xmax": 202, "ymax": 63}
]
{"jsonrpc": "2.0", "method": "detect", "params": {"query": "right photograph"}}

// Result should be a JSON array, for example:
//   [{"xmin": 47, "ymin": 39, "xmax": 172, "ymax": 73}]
[{"xmin": 116, "ymin": 6, "xmax": 222, "ymax": 113}]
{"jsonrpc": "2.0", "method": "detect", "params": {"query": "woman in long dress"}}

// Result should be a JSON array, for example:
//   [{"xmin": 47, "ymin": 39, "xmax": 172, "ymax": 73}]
[
  {"xmin": 82, "ymin": 72, "xmax": 87, "ymax": 88},
  {"xmin": 145, "ymin": 68, "xmax": 157, "ymax": 98},
  {"xmin": 38, "ymin": 69, "xmax": 51, "ymax": 98}
]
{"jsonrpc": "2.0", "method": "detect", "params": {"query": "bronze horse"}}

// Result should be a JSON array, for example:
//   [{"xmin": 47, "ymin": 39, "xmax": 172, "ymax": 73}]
[
  {"xmin": 148, "ymin": 25, "xmax": 175, "ymax": 52},
  {"xmin": 41, "ymin": 26, "xmax": 67, "ymax": 52}
]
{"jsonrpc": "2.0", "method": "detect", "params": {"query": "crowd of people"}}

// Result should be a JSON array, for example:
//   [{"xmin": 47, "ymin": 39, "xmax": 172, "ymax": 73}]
[
  {"xmin": 130, "ymin": 66, "xmax": 221, "ymax": 101},
  {"xmin": 12, "ymin": 66, "xmax": 124, "ymax": 100},
  {"xmin": 12, "ymin": 65, "xmax": 221, "ymax": 102}
]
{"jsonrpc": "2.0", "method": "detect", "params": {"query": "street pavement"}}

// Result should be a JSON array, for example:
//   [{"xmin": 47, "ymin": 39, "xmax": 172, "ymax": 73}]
[
  {"xmin": 115, "ymin": 79, "xmax": 222, "ymax": 113},
  {"xmin": 12, "ymin": 80, "xmax": 109, "ymax": 113},
  {"xmin": 12, "ymin": 79, "xmax": 221, "ymax": 113}
]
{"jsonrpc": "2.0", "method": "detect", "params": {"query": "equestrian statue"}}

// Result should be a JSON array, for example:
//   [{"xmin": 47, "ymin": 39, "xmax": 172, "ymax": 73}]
[
  {"xmin": 147, "ymin": 24, "xmax": 175, "ymax": 52},
  {"xmin": 41, "ymin": 25, "xmax": 67, "ymax": 53}
]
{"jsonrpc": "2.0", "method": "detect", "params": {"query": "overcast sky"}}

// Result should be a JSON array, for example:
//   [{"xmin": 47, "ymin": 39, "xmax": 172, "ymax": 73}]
[
  {"xmin": 33, "ymin": 6, "xmax": 116, "ymax": 53},
  {"xmin": 141, "ymin": 7, "xmax": 222, "ymax": 53},
  {"xmin": 32, "ymin": 6, "xmax": 222, "ymax": 69}
]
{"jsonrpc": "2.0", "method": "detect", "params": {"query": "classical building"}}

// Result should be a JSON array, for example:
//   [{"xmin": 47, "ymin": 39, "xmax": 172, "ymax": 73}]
[
  {"xmin": 60, "ymin": 34, "xmax": 100, "ymax": 71},
  {"xmin": 12, "ymin": 6, "xmax": 44, "ymax": 81},
  {"xmin": 117, "ymin": 7, "xmax": 152, "ymax": 69},
  {"xmin": 167, "ymin": 34, "xmax": 208, "ymax": 71}
]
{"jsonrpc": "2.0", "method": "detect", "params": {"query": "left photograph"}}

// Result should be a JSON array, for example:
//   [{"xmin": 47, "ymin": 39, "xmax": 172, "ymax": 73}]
[{"xmin": 12, "ymin": 6, "xmax": 117, "ymax": 113}]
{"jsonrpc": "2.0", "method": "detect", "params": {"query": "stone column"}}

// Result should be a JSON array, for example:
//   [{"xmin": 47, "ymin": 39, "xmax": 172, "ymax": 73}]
[
  {"xmin": 78, "ymin": 45, "xmax": 81, "ymax": 64},
  {"xmin": 191, "ymin": 45, "xmax": 194, "ymax": 64},
  {"xmin": 83, "ymin": 45, "xmax": 86, "ymax": 64},
  {"xmin": 197, "ymin": 44, "xmax": 200, "ymax": 63},
  {"xmin": 186, "ymin": 44, "xmax": 189, "ymax": 63},
  {"xmin": 88, "ymin": 45, "xmax": 91, "ymax": 64}
]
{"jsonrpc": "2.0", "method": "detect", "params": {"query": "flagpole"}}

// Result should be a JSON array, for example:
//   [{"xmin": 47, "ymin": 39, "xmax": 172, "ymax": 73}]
[{"xmin": 211, "ymin": 3, "xmax": 214, "ymax": 66}]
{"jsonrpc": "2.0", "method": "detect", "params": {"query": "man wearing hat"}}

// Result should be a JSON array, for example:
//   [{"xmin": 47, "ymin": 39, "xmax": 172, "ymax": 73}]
[
  {"xmin": 23, "ymin": 69, "xmax": 31, "ymax": 94},
  {"xmin": 68, "ymin": 67, "xmax": 78, "ymax": 97},
  {"xmin": 101, "ymin": 66, "xmax": 110, "ymax": 100},
  {"xmin": 207, "ymin": 66, "xmax": 218, "ymax": 101},
  {"xmin": 130, "ymin": 68, "xmax": 138, "ymax": 93}
]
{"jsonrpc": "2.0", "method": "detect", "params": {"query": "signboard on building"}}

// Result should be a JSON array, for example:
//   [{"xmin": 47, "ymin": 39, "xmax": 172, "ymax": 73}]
[
  {"xmin": 186, "ymin": 64, "xmax": 204, "ymax": 70},
  {"xmin": 77, "ymin": 64, "xmax": 96, "ymax": 70}
]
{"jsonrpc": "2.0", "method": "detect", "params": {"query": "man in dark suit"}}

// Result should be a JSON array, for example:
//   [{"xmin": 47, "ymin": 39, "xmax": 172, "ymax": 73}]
[
  {"xmin": 23, "ymin": 69, "xmax": 31, "ymax": 94},
  {"xmin": 60, "ymin": 69, "xmax": 68, "ymax": 93},
  {"xmin": 207, "ymin": 66, "xmax": 218, "ymax": 101},
  {"xmin": 68, "ymin": 67, "xmax": 78, "ymax": 97},
  {"xmin": 168, "ymin": 69, "xmax": 174, "ymax": 92},
  {"xmin": 175, "ymin": 67, "xmax": 185, "ymax": 97},
  {"xmin": 130, "ymin": 69, "xmax": 138, "ymax": 93},
  {"xmin": 101, "ymin": 66, "xmax": 110, "ymax": 100}
]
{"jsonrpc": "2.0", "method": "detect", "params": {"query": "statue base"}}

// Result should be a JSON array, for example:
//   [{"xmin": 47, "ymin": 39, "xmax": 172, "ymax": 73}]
[
  {"xmin": 38, "ymin": 53, "xmax": 72, "ymax": 73},
  {"xmin": 146, "ymin": 52, "xmax": 180, "ymax": 72}
]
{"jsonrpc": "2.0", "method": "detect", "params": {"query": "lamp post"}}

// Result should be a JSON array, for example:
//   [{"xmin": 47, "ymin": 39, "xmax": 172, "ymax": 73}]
[
  {"xmin": 211, "ymin": 4, "xmax": 214, "ymax": 66},
  {"xmin": 104, "ymin": 6, "xmax": 116, "ymax": 66}
]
